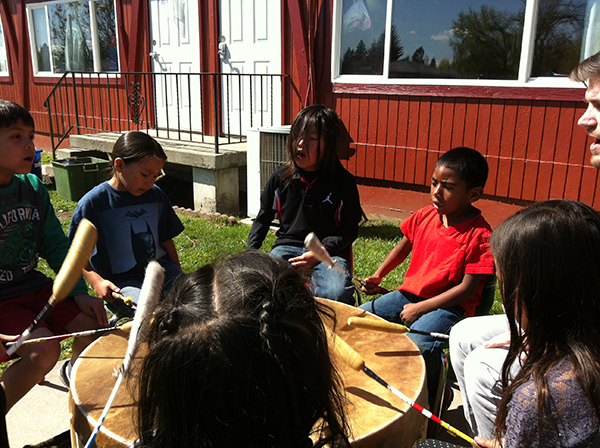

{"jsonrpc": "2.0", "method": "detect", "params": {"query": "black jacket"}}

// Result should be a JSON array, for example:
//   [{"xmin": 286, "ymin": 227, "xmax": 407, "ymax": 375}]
[{"xmin": 247, "ymin": 163, "xmax": 362, "ymax": 260}]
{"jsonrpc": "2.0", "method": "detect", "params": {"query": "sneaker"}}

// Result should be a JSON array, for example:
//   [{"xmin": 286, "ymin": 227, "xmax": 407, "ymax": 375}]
[{"xmin": 59, "ymin": 360, "xmax": 70, "ymax": 388}]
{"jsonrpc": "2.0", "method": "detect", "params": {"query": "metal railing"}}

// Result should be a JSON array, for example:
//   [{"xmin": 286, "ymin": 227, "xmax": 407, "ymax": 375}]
[{"xmin": 43, "ymin": 71, "xmax": 288, "ymax": 155}]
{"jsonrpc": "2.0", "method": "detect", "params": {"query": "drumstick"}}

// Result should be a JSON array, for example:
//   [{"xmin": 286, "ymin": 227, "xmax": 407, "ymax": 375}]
[
  {"xmin": 347, "ymin": 316, "xmax": 450, "ymax": 340},
  {"xmin": 304, "ymin": 232, "xmax": 391, "ymax": 294},
  {"xmin": 326, "ymin": 328, "xmax": 479, "ymax": 448},
  {"xmin": 0, "ymin": 219, "xmax": 97, "ymax": 363},
  {"xmin": 84, "ymin": 261, "xmax": 164, "ymax": 448},
  {"xmin": 8, "ymin": 321, "xmax": 134, "ymax": 346},
  {"xmin": 111, "ymin": 290, "xmax": 134, "ymax": 306}
]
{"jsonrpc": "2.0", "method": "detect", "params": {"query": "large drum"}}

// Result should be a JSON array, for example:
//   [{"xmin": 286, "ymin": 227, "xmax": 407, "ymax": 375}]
[{"xmin": 70, "ymin": 299, "xmax": 427, "ymax": 448}]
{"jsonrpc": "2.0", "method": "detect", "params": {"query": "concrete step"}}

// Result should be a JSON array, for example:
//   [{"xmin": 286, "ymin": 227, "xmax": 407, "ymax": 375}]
[{"xmin": 68, "ymin": 132, "xmax": 247, "ymax": 170}]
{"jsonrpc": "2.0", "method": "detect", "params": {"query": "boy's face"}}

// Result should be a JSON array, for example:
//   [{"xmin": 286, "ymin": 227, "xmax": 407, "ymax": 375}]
[
  {"xmin": 430, "ymin": 165, "xmax": 479, "ymax": 219},
  {"xmin": 0, "ymin": 121, "xmax": 36, "ymax": 184}
]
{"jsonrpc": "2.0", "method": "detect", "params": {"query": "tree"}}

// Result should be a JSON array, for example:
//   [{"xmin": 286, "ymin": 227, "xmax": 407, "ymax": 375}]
[
  {"xmin": 389, "ymin": 24, "xmax": 404, "ymax": 62},
  {"xmin": 355, "ymin": 39, "xmax": 367, "ymax": 58},
  {"xmin": 341, "ymin": 47, "xmax": 355, "ymax": 73},
  {"xmin": 340, "ymin": 26, "xmax": 404, "ymax": 75},
  {"xmin": 450, "ymin": 5, "xmax": 522, "ymax": 79},
  {"xmin": 531, "ymin": 0, "xmax": 584, "ymax": 76},
  {"xmin": 412, "ymin": 46, "xmax": 425, "ymax": 64},
  {"xmin": 449, "ymin": 0, "xmax": 586, "ymax": 79}
]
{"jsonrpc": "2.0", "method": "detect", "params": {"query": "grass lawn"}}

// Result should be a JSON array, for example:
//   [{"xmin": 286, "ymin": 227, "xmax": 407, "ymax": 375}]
[{"xmin": 20, "ymin": 178, "xmax": 501, "ymax": 372}]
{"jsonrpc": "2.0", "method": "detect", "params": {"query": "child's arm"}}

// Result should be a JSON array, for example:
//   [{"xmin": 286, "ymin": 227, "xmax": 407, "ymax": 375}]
[
  {"xmin": 399, "ymin": 273, "xmax": 483, "ymax": 324},
  {"xmin": 362, "ymin": 237, "xmax": 413, "ymax": 293},
  {"xmin": 82, "ymin": 262, "xmax": 119, "ymax": 303},
  {"xmin": 163, "ymin": 239, "xmax": 181, "ymax": 267}
]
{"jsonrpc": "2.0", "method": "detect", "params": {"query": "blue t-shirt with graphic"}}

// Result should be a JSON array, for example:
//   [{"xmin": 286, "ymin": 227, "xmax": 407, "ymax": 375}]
[{"xmin": 69, "ymin": 182, "xmax": 184, "ymax": 282}]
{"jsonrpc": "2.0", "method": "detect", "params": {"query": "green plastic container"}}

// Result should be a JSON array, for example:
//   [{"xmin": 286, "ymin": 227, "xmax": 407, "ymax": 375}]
[{"xmin": 52, "ymin": 157, "xmax": 109, "ymax": 202}]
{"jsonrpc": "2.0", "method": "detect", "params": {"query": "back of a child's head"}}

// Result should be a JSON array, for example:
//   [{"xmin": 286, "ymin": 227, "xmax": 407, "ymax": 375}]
[
  {"xmin": 137, "ymin": 250, "xmax": 349, "ymax": 448},
  {"xmin": 0, "ymin": 100, "xmax": 34, "ymax": 130},
  {"xmin": 287, "ymin": 104, "xmax": 340, "ymax": 172},
  {"xmin": 491, "ymin": 199, "xmax": 600, "ymax": 356},
  {"xmin": 435, "ymin": 146, "xmax": 488, "ymax": 189},
  {"xmin": 109, "ymin": 131, "xmax": 166, "ymax": 177}
]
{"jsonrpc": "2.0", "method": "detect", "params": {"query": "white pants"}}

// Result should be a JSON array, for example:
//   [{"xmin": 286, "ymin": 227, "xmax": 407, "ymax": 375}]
[{"xmin": 449, "ymin": 314, "xmax": 514, "ymax": 439}]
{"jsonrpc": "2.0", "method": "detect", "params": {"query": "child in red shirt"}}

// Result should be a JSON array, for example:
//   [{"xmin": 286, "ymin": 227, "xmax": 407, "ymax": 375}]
[{"xmin": 360, "ymin": 146, "xmax": 494, "ymax": 408}]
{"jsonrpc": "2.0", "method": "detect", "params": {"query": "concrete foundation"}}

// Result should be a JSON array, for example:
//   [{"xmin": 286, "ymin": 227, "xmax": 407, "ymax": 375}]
[
  {"xmin": 193, "ymin": 166, "xmax": 239, "ymax": 214},
  {"xmin": 60, "ymin": 132, "xmax": 247, "ymax": 215}
]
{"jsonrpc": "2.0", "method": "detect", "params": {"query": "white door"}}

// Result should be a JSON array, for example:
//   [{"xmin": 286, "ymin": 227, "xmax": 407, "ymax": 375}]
[
  {"xmin": 149, "ymin": 0, "xmax": 202, "ymax": 133},
  {"xmin": 219, "ymin": 0, "xmax": 282, "ymax": 136}
]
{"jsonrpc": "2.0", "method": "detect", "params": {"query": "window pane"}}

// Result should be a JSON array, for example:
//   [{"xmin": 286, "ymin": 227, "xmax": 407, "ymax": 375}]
[
  {"xmin": 32, "ymin": 8, "xmax": 51, "ymax": 72},
  {"xmin": 48, "ymin": 1, "xmax": 93, "ymax": 73},
  {"xmin": 531, "ymin": 0, "xmax": 586, "ymax": 77},
  {"xmin": 340, "ymin": 0, "xmax": 387, "ymax": 75},
  {"xmin": 0, "ymin": 17, "xmax": 9, "ymax": 74},
  {"xmin": 389, "ymin": 0, "xmax": 525, "ymax": 80},
  {"xmin": 96, "ymin": 0, "xmax": 119, "ymax": 72}
]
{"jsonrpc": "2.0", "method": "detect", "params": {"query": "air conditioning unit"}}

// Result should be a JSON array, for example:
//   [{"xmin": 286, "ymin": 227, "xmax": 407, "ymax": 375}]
[{"xmin": 247, "ymin": 125, "xmax": 291, "ymax": 218}]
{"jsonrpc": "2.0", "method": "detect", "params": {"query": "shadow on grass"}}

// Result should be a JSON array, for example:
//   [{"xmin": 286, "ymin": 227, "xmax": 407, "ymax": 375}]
[{"xmin": 358, "ymin": 221, "xmax": 404, "ymax": 240}]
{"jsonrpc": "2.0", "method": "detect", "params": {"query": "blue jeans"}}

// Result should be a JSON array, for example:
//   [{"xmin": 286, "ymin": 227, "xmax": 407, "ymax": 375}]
[
  {"xmin": 107, "ymin": 258, "xmax": 183, "ymax": 318},
  {"xmin": 270, "ymin": 245, "xmax": 356, "ymax": 305},
  {"xmin": 359, "ymin": 290, "xmax": 466, "ymax": 406}
]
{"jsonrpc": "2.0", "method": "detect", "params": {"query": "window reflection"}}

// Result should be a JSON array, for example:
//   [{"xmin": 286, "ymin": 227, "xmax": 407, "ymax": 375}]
[
  {"xmin": 389, "ymin": 0, "xmax": 525, "ymax": 80},
  {"xmin": 32, "ymin": 8, "xmax": 51, "ymax": 72},
  {"xmin": 532, "ymin": 0, "xmax": 586, "ymax": 77},
  {"xmin": 48, "ymin": 2, "xmax": 92, "ymax": 72},
  {"xmin": 337, "ymin": 0, "xmax": 599, "ymax": 81},
  {"xmin": 0, "ymin": 17, "xmax": 9, "ymax": 74},
  {"xmin": 29, "ymin": 0, "xmax": 118, "ymax": 75},
  {"xmin": 340, "ymin": 0, "xmax": 386, "ymax": 75},
  {"xmin": 96, "ymin": 0, "xmax": 119, "ymax": 71}
]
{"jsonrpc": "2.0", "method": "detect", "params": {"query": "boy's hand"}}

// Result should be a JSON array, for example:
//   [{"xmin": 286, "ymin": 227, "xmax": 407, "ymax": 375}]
[
  {"xmin": 74, "ymin": 294, "xmax": 108, "ymax": 327},
  {"xmin": 92, "ymin": 279, "xmax": 121, "ymax": 303},
  {"xmin": 361, "ymin": 276, "xmax": 383, "ymax": 295},
  {"xmin": 399, "ymin": 302, "xmax": 425, "ymax": 324},
  {"xmin": 289, "ymin": 251, "xmax": 319, "ymax": 269}
]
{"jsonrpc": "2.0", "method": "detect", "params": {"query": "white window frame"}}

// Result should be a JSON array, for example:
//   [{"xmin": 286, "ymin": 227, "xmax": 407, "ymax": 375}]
[
  {"xmin": 0, "ymin": 15, "xmax": 10, "ymax": 76},
  {"xmin": 26, "ymin": 0, "xmax": 119, "ymax": 77},
  {"xmin": 332, "ymin": 0, "xmax": 585, "ymax": 88}
]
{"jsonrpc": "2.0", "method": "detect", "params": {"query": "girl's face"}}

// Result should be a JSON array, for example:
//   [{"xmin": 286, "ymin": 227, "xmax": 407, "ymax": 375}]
[
  {"xmin": 294, "ymin": 130, "xmax": 324, "ymax": 172},
  {"xmin": 109, "ymin": 155, "xmax": 165, "ymax": 196}
]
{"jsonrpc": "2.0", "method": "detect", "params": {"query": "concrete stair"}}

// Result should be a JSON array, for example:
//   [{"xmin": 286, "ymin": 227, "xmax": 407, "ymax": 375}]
[{"xmin": 55, "ymin": 131, "xmax": 247, "ymax": 215}]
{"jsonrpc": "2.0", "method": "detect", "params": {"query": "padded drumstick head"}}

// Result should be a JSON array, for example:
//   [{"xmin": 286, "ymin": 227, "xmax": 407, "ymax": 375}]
[
  {"xmin": 304, "ymin": 232, "xmax": 336, "ymax": 267},
  {"xmin": 347, "ymin": 316, "xmax": 410, "ymax": 334},
  {"xmin": 51, "ymin": 218, "xmax": 98, "ymax": 306},
  {"xmin": 325, "ymin": 327, "xmax": 365, "ymax": 372},
  {"xmin": 122, "ymin": 261, "xmax": 164, "ymax": 377}
]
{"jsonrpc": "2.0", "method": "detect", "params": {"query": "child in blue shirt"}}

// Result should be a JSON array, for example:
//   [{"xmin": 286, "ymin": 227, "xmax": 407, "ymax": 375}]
[{"xmin": 69, "ymin": 131, "xmax": 184, "ymax": 319}]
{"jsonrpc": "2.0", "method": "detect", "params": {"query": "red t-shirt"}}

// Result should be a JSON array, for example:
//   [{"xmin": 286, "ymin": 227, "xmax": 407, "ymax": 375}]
[{"xmin": 399, "ymin": 205, "xmax": 494, "ymax": 317}]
